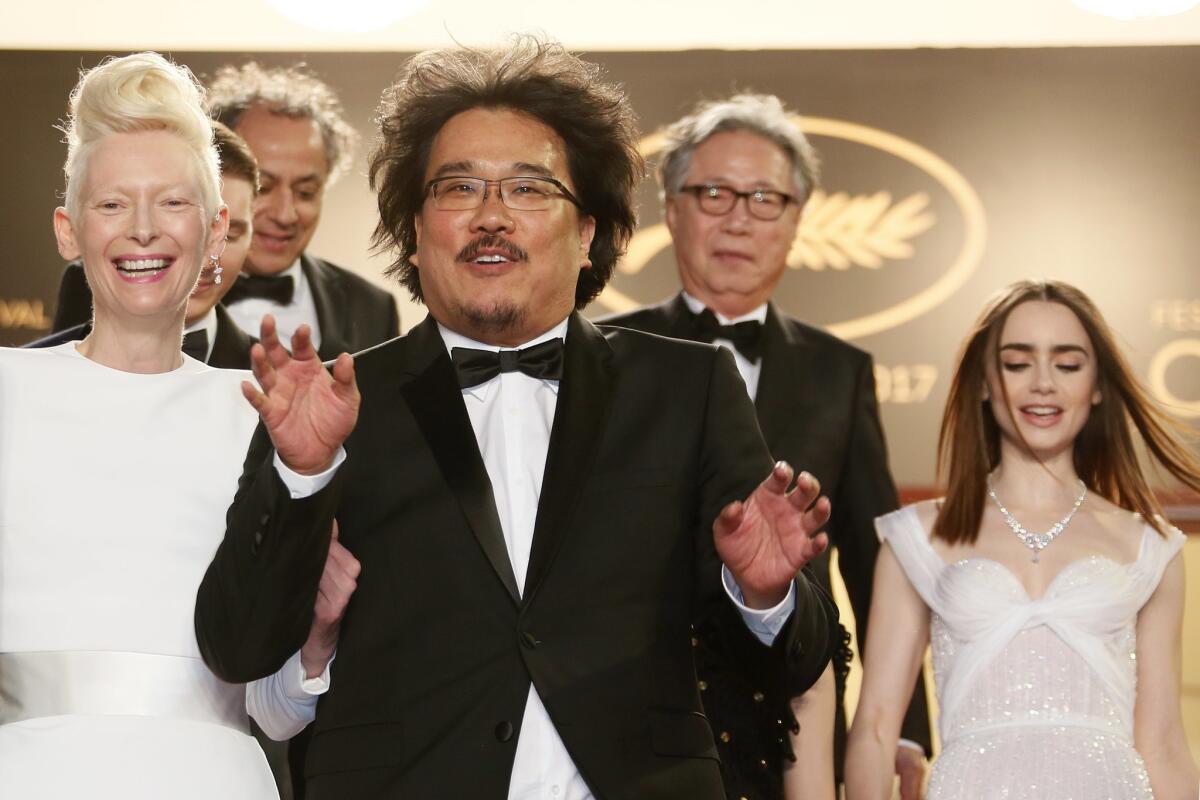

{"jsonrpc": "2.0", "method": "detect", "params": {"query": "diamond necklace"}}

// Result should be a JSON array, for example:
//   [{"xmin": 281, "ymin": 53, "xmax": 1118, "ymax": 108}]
[{"xmin": 985, "ymin": 477, "xmax": 1088, "ymax": 563}]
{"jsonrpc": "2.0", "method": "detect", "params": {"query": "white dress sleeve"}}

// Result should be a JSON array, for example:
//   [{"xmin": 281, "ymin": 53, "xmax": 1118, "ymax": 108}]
[
  {"xmin": 245, "ymin": 650, "xmax": 331, "ymax": 741},
  {"xmin": 1129, "ymin": 521, "xmax": 1186, "ymax": 610},
  {"xmin": 874, "ymin": 504, "xmax": 946, "ymax": 613}
]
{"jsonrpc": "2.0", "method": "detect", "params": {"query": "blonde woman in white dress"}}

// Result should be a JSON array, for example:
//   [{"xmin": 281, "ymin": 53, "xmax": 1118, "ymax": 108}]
[
  {"xmin": 0, "ymin": 52, "xmax": 290, "ymax": 798},
  {"xmin": 845, "ymin": 280, "xmax": 1200, "ymax": 799}
]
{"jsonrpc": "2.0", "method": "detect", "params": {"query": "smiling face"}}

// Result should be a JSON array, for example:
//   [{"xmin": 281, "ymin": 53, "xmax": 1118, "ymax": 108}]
[
  {"xmin": 665, "ymin": 129, "xmax": 801, "ymax": 317},
  {"xmin": 986, "ymin": 300, "xmax": 1102, "ymax": 463},
  {"xmin": 235, "ymin": 104, "xmax": 328, "ymax": 276},
  {"xmin": 187, "ymin": 174, "xmax": 254, "ymax": 323},
  {"xmin": 413, "ymin": 107, "xmax": 595, "ymax": 346},
  {"xmin": 53, "ymin": 130, "xmax": 226, "ymax": 326}
]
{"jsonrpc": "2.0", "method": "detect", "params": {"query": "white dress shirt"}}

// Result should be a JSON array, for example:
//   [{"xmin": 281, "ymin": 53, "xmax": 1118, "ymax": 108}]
[
  {"xmin": 680, "ymin": 291, "xmax": 767, "ymax": 400},
  {"xmin": 247, "ymin": 316, "xmax": 799, "ymax": 797},
  {"xmin": 224, "ymin": 258, "xmax": 322, "ymax": 351}
]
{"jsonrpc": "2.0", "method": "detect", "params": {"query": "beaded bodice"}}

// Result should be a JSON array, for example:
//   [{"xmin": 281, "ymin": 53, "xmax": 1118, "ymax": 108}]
[
  {"xmin": 877, "ymin": 505, "xmax": 1183, "ymax": 747},
  {"xmin": 929, "ymin": 556, "xmax": 1138, "ymax": 744}
]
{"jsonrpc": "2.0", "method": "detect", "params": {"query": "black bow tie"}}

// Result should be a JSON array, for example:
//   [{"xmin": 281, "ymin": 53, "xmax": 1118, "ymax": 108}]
[
  {"xmin": 689, "ymin": 308, "xmax": 764, "ymax": 362},
  {"xmin": 222, "ymin": 273, "xmax": 296, "ymax": 306},
  {"xmin": 450, "ymin": 339, "xmax": 565, "ymax": 389},
  {"xmin": 182, "ymin": 329, "xmax": 208, "ymax": 362}
]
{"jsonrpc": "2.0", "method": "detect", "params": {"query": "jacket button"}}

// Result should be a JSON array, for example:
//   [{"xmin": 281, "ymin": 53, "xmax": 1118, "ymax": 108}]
[
  {"xmin": 520, "ymin": 631, "xmax": 541, "ymax": 649},
  {"xmin": 494, "ymin": 721, "xmax": 514, "ymax": 742},
  {"xmin": 259, "ymin": 512, "xmax": 270, "ymax": 525},
  {"xmin": 254, "ymin": 530, "xmax": 264, "ymax": 547}
]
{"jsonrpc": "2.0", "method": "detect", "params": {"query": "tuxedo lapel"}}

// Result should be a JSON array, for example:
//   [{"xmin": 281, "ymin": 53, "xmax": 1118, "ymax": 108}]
[
  {"xmin": 522, "ymin": 313, "xmax": 615, "ymax": 606},
  {"xmin": 754, "ymin": 303, "xmax": 819, "ymax": 450},
  {"xmin": 302, "ymin": 254, "xmax": 351, "ymax": 360},
  {"xmin": 398, "ymin": 318, "xmax": 521, "ymax": 604},
  {"xmin": 209, "ymin": 305, "xmax": 255, "ymax": 369}
]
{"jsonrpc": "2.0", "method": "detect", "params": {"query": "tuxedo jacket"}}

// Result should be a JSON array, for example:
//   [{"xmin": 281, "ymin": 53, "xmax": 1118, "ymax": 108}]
[
  {"xmin": 49, "ymin": 255, "xmax": 400, "ymax": 362},
  {"xmin": 195, "ymin": 313, "xmax": 838, "ymax": 799},
  {"xmin": 602, "ymin": 296, "xmax": 933, "ymax": 766},
  {"xmin": 25, "ymin": 304, "xmax": 255, "ymax": 369}
]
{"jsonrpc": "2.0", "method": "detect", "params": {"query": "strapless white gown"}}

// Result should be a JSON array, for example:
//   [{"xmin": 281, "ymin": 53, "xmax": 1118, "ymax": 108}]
[
  {"xmin": 876, "ymin": 504, "xmax": 1184, "ymax": 800},
  {"xmin": 0, "ymin": 343, "xmax": 276, "ymax": 798}
]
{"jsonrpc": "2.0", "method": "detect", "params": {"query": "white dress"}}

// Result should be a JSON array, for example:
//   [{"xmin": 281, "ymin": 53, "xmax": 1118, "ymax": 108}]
[
  {"xmin": 0, "ymin": 343, "xmax": 277, "ymax": 798},
  {"xmin": 876, "ymin": 504, "xmax": 1185, "ymax": 800}
]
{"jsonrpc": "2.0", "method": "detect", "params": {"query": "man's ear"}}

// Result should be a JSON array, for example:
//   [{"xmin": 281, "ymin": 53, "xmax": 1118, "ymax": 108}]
[
  {"xmin": 410, "ymin": 214, "xmax": 422, "ymax": 268},
  {"xmin": 578, "ymin": 214, "xmax": 596, "ymax": 270},
  {"xmin": 664, "ymin": 195, "xmax": 679, "ymax": 236},
  {"xmin": 53, "ymin": 207, "xmax": 81, "ymax": 260}
]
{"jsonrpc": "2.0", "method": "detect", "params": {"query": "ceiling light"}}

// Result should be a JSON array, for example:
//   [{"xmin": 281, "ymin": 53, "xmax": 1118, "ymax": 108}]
[{"xmin": 267, "ymin": 0, "xmax": 431, "ymax": 33}]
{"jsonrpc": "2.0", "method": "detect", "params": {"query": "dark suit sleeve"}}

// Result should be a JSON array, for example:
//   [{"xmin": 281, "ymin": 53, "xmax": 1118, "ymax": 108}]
[
  {"xmin": 194, "ymin": 423, "xmax": 344, "ymax": 683},
  {"xmin": 831, "ymin": 355, "xmax": 932, "ymax": 753},
  {"xmin": 51, "ymin": 261, "xmax": 93, "ymax": 332},
  {"xmin": 694, "ymin": 348, "xmax": 838, "ymax": 699}
]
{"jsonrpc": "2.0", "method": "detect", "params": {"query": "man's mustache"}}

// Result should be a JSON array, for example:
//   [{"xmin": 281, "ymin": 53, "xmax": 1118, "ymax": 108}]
[{"xmin": 457, "ymin": 235, "xmax": 528, "ymax": 263}]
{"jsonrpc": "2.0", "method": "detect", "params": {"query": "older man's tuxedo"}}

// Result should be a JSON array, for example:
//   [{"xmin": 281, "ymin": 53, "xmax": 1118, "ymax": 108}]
[
  {"xmin": 602, "ymin": 294, "xmax": 933, "ymax": 789},
  {"xmin": 49, "ymin": 255, "xmax": 399, "ymax": 362},
  {"xmin": 195, "ymin": 313, "xmax": 838, "ymax": 799}
]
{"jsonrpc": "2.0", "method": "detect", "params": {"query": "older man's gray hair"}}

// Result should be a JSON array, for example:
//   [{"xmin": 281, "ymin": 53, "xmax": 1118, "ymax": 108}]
[
  {"xmin": 657, "ymin": 93, "xmax": 820, "ymax": 205},
  {"xmin": 207, "ymin": 62, "xmax": 358, "ymax": 183}
]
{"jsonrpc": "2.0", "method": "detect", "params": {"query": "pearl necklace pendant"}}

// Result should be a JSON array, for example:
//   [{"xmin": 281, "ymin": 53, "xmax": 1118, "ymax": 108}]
[{"xmin": 986, "ymin": 477, "xmax": 1088, "ymax": 564}]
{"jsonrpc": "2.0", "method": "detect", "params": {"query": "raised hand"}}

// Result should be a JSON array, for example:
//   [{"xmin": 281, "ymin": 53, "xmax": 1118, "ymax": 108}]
[
  {"xmin": 713, "ymin": 462, "xmax": 831, "ymax": 609},
  {"xmin": 241, "ymin": 315, "xmax": 360, "ymax": 475},
  {"xmin": 300, "ymin": 522, "xmax": 361, "ymax": 679}
]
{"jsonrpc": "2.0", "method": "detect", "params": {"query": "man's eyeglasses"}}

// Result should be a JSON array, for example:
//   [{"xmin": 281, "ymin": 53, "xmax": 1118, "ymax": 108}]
[
  {"xmin": 425, "ymin": 176, "xmax": 583, "ymax": 212},
  {"xmin": 679, "ymin": 183, "xmax": 797, "ymax": 221}
]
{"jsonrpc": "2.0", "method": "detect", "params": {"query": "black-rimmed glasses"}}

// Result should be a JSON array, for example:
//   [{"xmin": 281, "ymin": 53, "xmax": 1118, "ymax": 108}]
[
  {"xmin": 425, "ymin": 176, "xmax": 583, "ymax": 211},
  {"xmin": 679, "ymin": 183, "xmax": 797, "ymax": 221}
]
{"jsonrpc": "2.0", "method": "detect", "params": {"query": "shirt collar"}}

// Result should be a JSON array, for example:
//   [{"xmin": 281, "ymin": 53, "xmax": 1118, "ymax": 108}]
[
  {"xmin": 184, "ymin": 306, "xmax": 218, "ymax": 362},
  {"xmin": 680, "ymin": 291, "xmax": 768, "ymax": 325},
  {"xmin": 438, "ymin": 317, "xmax": 570, "ymax": 401}
]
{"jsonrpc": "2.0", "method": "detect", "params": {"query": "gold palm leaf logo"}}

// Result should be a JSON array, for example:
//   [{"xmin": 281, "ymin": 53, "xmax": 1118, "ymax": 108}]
[{"xmin": 790, "ymin": 190, "xmax": 936, "ymax": 272}]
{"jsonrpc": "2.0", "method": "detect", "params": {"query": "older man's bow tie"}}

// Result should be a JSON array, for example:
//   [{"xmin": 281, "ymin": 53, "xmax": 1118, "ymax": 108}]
[
  {"xmin": 451, "ymin": 339, "xmax": 565, "ymax": 389},
  {"xmin": 182, "ymin": 330, "xmax": 208, "ymax": 362},
  {"xmin": 223, "ymin": 274, "xmax": 296, "ymax": 306},
  {"xmin": 690, "ymin": 308, "xmax": 764, "ymax": 362}
]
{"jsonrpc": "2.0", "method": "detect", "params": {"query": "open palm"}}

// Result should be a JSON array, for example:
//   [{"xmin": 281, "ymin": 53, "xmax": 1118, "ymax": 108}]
[
  {"xmin": 241, "ymin": 315, "xmax": 360, "ymax": 475},
  {"xmin": 714, "ymin": 462, "xmax": 830, "ymax": 608}
]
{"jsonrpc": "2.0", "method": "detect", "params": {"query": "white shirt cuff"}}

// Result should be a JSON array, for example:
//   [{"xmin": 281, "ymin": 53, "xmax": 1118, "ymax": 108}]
[
  {"xmin": 898, "ymin": 738, "xmax": 926, "ymax": 756},
  {"xmin": 294, "ymin": 648, "xmax": 335, "ymax": 697},
  {"xmin": 721, "ymin": 565, "xmax": 796, "ymax": 646},
  {"xmin": 274, "ymin": 447, "xmax": 346, "ymax": 499}
]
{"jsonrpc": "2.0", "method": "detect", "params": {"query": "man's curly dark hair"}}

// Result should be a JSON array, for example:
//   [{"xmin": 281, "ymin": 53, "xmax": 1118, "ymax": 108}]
[{"xmin": 368, "ymin": 36, "xmax": 643, "ymax": 309}]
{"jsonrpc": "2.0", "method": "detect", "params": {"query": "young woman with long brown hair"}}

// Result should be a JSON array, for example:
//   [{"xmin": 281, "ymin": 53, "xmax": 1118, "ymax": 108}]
[{"xmin": 845, "ymin": 280, "xmax": 1200, "ymax": 799}]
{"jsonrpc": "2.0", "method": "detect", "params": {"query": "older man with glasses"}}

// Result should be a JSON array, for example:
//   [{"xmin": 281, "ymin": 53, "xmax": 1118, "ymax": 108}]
[{"xmin": 602, "ymin": 93, "xmax": 933, "ymax": 800}]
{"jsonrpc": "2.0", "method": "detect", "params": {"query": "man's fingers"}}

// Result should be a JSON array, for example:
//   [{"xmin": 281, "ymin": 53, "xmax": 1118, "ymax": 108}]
[
  {"xmin": 713, "ymin": 499, "xmax": 744, "ymax": 538},
  {"xmin": 803, "ymin": 496, "xmax": 832, "ymax": 533},
  {"xmin": 258, "ymin": 313, "xmax": 278, "ymax": 347},
  {"xmin": 761, "ymin": 461, "xmax": 793, "ymax": 495},
  {"xmin": 290, "ymin": 324, "xmax": 318, "ymax": 362},
  {"xmin": 788, "ymin": 470, "xmax": 821, "ymax": 510},
  {"xmin": 328, "ymin": 539, "xmax": 362, "ymax": 580},
  {"xmin": 241, "ymin": 380, "xmax": 268, "ymax": 412},
  {"xmin": 331, "ymin": 352, "xmax": 356, "ymax": 387},
  {"xmin": 248, "ymin": 343, "xmax": 278, "ymax": 393}
]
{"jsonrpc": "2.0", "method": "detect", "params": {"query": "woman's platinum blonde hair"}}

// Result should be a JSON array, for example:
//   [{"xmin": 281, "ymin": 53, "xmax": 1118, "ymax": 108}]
[{"xmin": 61, "ymin": 52, "xmax": 221, "ymax": 220}]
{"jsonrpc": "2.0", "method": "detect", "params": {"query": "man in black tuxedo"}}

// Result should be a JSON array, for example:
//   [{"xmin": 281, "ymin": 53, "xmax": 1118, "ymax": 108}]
[
  {"xmin": 206, "ymin": 63, "xmax": 399, "ymax": 360},
  {"xmin": 602, "ymin": 94, "xmax": 932, "ymax": 799},
  {"xmin": 33, "ymin": 120, "xmax": 258, "ymax": 370},
  {"xmin": 196, "ymin": 40, "xmax": 840, "ymax": 799}
]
